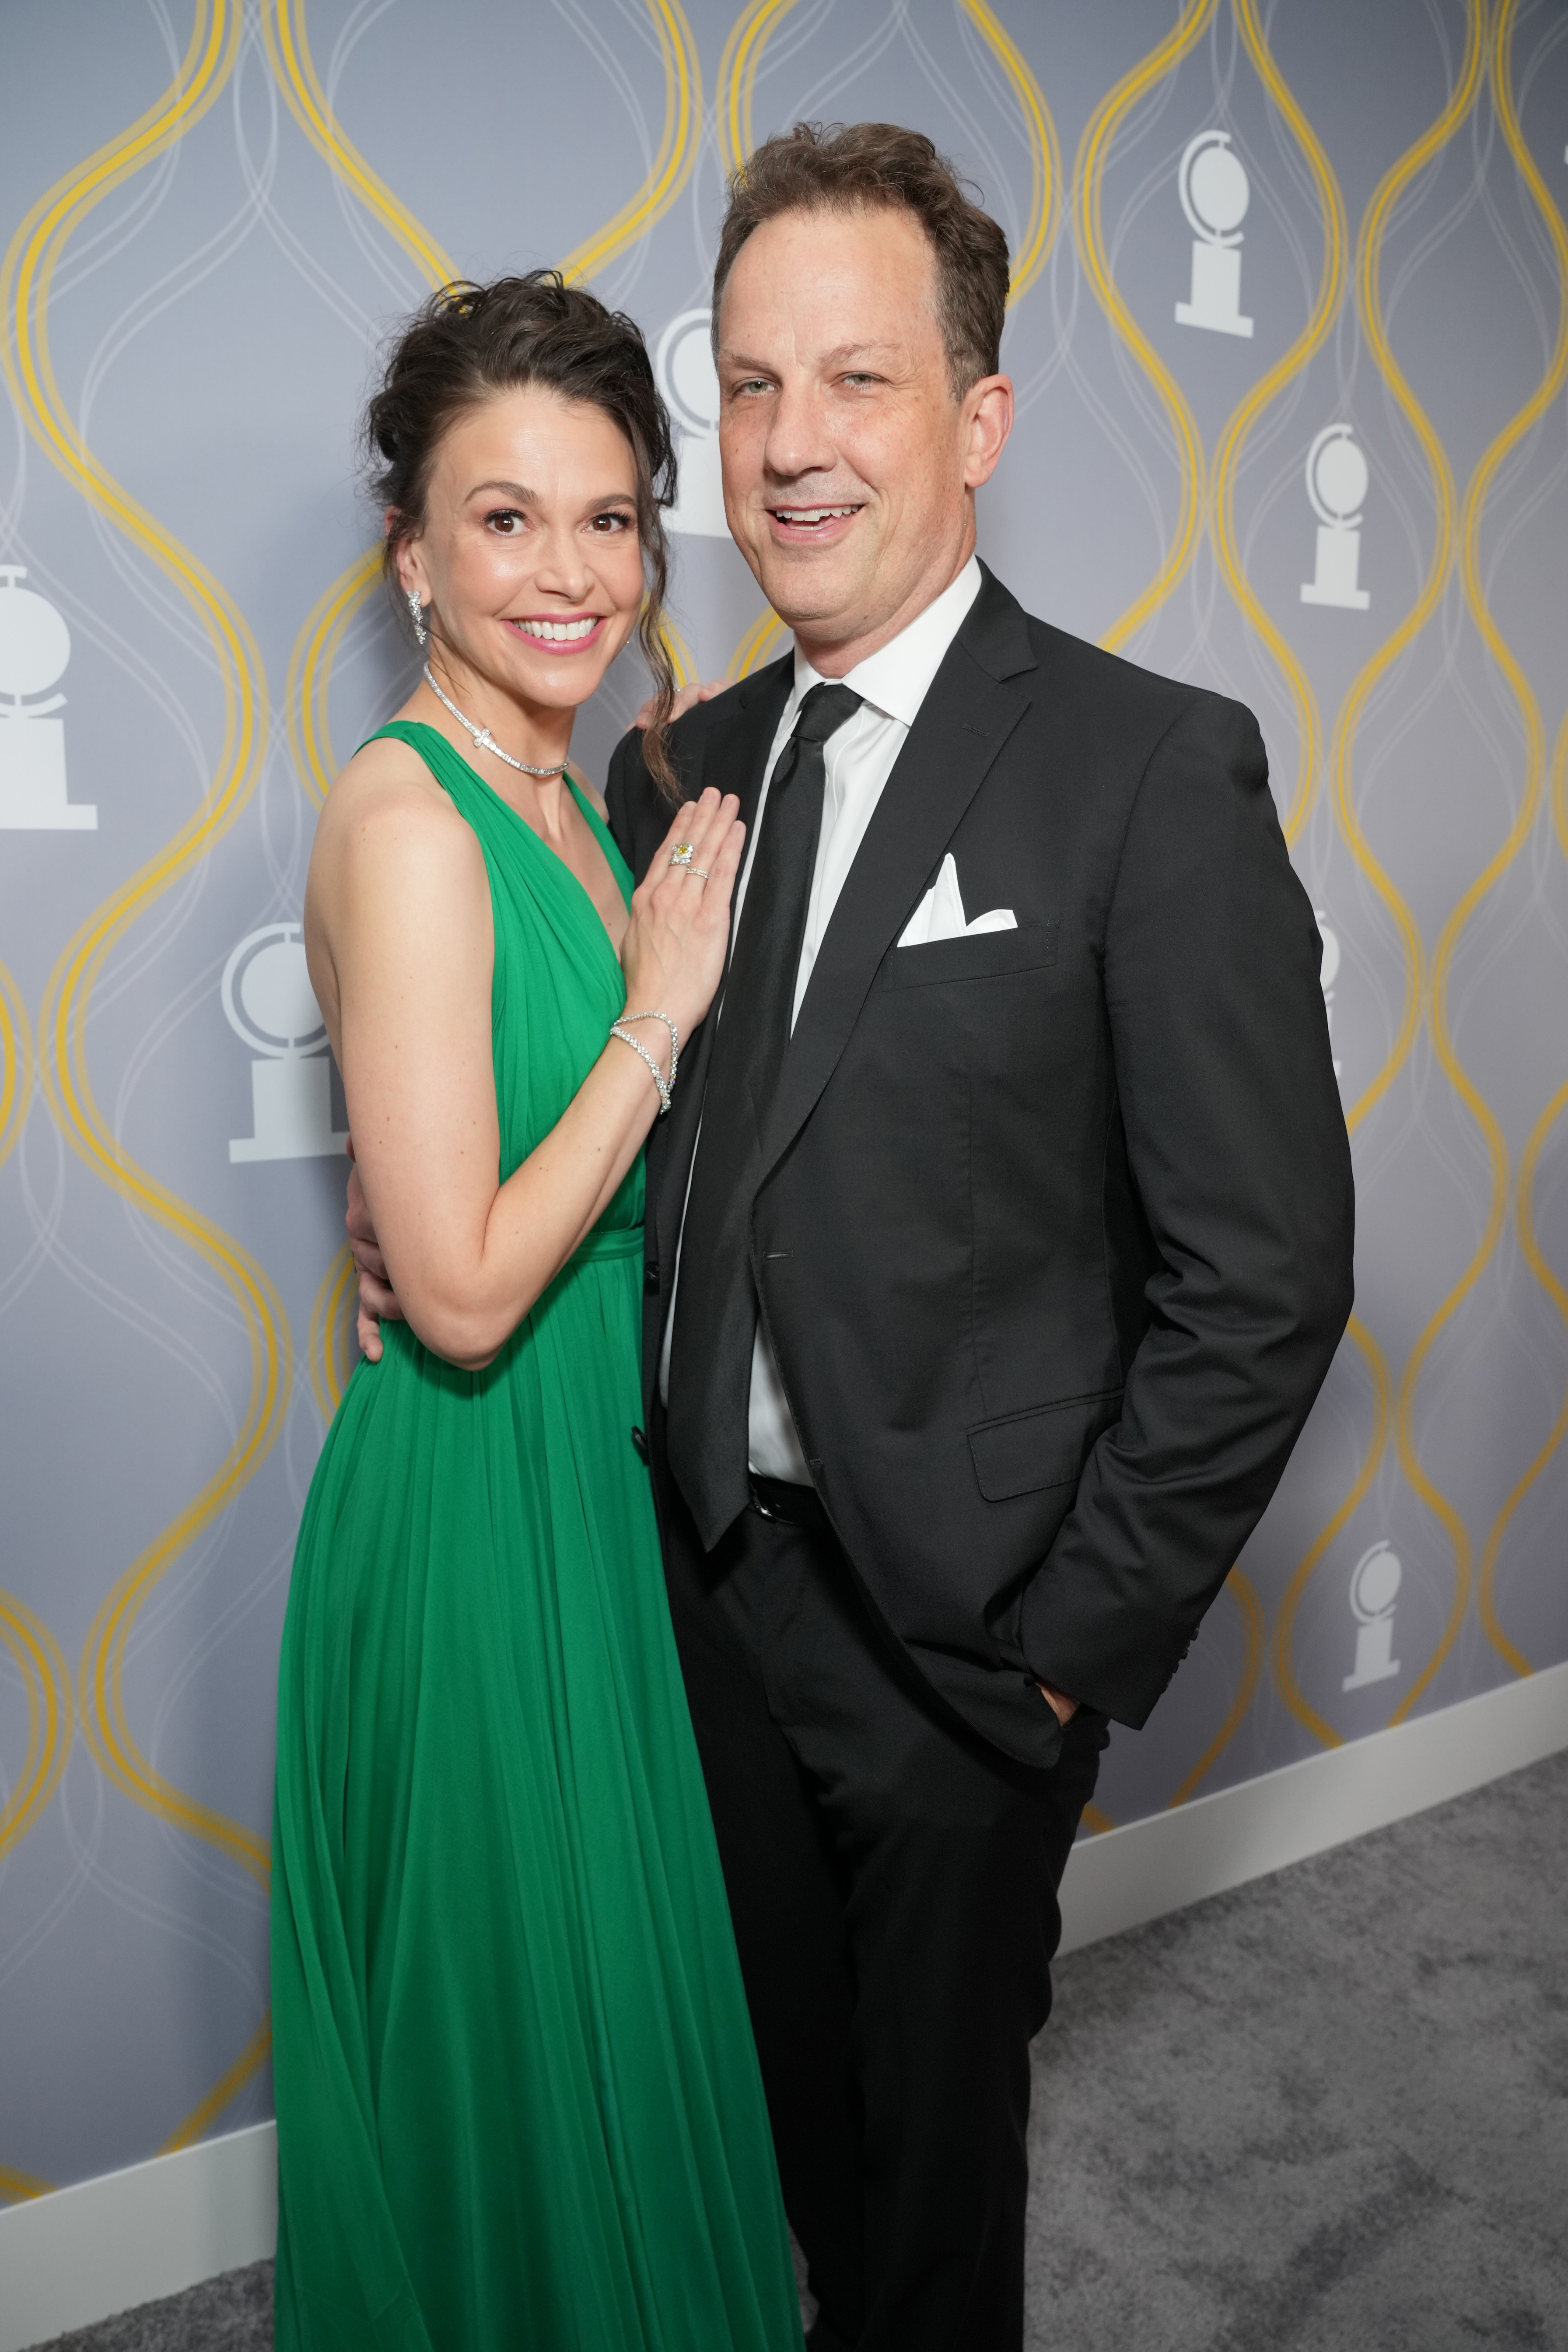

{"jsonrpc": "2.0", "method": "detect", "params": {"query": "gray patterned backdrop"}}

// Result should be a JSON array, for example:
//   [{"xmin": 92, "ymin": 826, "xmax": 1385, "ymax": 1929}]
[{"xmin": 2, "ymin": 0, "xmax": 1565, "ymax": 2203}]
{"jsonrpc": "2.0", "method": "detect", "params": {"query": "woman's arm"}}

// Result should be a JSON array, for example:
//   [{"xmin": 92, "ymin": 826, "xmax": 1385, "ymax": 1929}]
[{"xmin": 311, "ymin": 765, "xmax": 741, "ymax": 1371}]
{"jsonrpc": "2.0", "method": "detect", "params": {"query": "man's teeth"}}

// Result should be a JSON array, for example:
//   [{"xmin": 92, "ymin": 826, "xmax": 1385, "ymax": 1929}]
[
  {"xmin": 774, "ymin": 507, "xmax": 859, "ymax": 523},
  {"xmin": 517, "ymin": 616, "xmax": 599, "ymax": 641}
]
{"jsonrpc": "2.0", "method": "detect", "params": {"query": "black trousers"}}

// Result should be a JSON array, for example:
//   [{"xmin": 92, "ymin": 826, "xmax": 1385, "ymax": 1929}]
[{"xmin": 656, "ymin": 1457, "xmax": 1109, "ymax": 2352}]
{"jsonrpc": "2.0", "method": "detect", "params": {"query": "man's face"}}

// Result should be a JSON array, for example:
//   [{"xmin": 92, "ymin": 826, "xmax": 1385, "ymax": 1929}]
[{"xmin": 716, "ymin": 204, "xmax": 1011, "ymax": 670}]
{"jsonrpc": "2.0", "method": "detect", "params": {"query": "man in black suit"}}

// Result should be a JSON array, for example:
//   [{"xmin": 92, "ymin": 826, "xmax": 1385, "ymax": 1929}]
[
  {"xmin": 353, "ymin": 121, "xmax": 1354, "ymax": 2352},
  {"xmin": 608, "ymin": 125, "xmax": 1352, "ymax": 2352}
]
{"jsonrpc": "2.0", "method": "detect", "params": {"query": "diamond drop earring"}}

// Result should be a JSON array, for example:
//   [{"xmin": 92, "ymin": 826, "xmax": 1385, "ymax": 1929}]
[{"xmin": 406, "ymin": 586, "xmax": 427, "ymax": 646}]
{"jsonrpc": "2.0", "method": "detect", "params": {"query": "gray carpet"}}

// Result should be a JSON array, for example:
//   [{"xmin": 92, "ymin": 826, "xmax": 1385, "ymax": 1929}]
[{"xmin": 28, "ymin": 1749, "xmax": 1568, "ymax": 2352}]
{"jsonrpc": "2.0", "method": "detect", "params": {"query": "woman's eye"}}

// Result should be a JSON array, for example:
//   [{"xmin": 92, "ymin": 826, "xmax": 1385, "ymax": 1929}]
[
  {"xmin": 589, "ymin": 511, "xmax": 635, "ymax": 534},
  {"xmin": 485, "ymin": 508, "xmax": 525, "ymax": 534}
]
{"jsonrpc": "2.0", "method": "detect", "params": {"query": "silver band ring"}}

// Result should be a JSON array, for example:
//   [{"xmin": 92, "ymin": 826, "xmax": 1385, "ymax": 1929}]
[
  {"xmin": 682, "ymin": 866, "xmax": 710, "ymax": 880},
  {"xmin": 669, "ymin": 842, "xmax": 695, "ymax": 867}
]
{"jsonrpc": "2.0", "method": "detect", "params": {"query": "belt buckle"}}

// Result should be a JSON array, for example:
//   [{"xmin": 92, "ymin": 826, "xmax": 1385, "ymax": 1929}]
[{"xmin": 749, "ymin": 1478, "xmax": 784, "ymax": 1522}]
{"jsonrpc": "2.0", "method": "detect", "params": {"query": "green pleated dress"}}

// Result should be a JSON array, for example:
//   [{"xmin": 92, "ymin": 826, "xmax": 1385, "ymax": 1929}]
[{"xmin": 271, "ymin": 722, "xmax": 803, "ymax": 2352}]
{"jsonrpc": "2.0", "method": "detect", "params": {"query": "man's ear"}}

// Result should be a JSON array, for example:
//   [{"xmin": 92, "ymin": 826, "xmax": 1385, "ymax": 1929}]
[{"xmin": 962, "ymin": 374, "xmax": 1014, "ymax": 491}]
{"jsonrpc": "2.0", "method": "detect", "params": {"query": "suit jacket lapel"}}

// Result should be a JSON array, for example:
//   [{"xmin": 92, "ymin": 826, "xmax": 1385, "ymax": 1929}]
[
  {"xmin": 757, "ymin": 570, "xmax": 1036, "ymax": 1188},
  {"xmin": 653, "ymin": 652, "xmax": 793, "ymax": 1279}
]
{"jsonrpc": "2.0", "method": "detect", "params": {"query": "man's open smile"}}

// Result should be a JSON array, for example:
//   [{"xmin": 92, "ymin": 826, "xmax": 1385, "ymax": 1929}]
[{"xmin": 766, "ymin": 502, "xmax": 866, "ymax": 542}]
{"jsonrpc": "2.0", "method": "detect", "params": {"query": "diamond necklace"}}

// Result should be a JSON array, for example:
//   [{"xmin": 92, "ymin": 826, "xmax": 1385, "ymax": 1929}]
[{"xmin": 423, "ymin": 664, "xmax": 569, "ymax": 778}]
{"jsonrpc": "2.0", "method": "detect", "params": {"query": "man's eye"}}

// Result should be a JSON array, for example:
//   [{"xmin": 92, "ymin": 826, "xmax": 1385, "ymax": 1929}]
[{"xmin": 731, "ymin": 379, "xmax": 772, "ymax": 398}]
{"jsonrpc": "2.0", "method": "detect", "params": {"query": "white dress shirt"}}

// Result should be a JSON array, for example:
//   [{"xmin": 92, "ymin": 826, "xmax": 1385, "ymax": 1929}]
[{"xmin": 660, "ymin": 554, "xmax": 983, "ymax": 1484}]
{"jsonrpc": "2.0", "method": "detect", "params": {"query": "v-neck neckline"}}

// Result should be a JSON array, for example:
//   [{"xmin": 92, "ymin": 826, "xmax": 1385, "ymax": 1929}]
[{"xmin": 384, "ymin": 721, "xmax": 631, "ymax": 960}]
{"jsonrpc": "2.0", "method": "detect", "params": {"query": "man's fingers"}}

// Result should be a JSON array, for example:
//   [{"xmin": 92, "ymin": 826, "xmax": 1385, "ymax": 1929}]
[
  {"xmin": 358, "ymin": 1266, "xmax": 403, "ymax": 1321},
  {"xmin": 632, "ymin": 680, "xmax": 724, "ymax": 729},
  {"xmin": 348, "ymin": 1233, "xmax": 391, "ymax": 1286}
]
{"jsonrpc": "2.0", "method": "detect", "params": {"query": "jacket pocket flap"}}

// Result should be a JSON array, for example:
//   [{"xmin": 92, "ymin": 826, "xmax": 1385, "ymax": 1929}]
[
  {"xmin": 968, "ymin": 1388, "xmax": 1123, "ymax": 1502},
  {"xmin": 884, "ymin": 919, "xmax": 1059, "ymax": 988}
]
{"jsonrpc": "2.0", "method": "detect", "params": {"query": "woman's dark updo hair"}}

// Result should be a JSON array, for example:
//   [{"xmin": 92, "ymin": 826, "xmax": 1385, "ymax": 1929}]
[{"xmin": 366, "ymin": 271, "xmax": 679, "ymax": 792}]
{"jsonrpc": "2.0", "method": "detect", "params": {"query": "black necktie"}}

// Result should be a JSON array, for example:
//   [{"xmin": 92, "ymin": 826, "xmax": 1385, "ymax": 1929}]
[{"xmin": 666, "ymin": 681, "xmax": 863, "ymax": 1547}]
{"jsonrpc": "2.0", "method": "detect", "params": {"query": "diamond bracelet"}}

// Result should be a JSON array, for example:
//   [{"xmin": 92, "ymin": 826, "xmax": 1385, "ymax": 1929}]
[{"xmin": 609, "ymin": 1013, "xmax": 678, "ymax": 1116}]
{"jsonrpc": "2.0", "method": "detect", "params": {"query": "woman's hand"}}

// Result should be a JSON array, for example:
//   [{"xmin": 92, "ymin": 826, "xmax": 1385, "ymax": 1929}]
[{"xmin": 619, "ymin": 787, "xmax": 745, "ymax": 1045}]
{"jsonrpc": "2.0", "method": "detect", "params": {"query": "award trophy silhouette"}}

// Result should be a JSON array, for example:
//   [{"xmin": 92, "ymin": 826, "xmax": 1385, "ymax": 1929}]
[
  {"xmin": 1174, "ymin": 132, "xmax": 1254, "ymax": 339},
  {"xmin": 224, "ymin": 924, "xmax": 347, "ymax": 1163},
  {"xmin": 0, "ymin": 567, "xmax": 97, "ymax": 829},
  {"xmin": 1300, "ymin": 427, "xmax": 1372, "ymax": 610},
  {"xmin": 1342, "ymin": 1541, "xmax": 1403, "ymax": 1692},
  {"xmin": 655, "ymin": 310, "xmax": 729, "ymax": 539}
]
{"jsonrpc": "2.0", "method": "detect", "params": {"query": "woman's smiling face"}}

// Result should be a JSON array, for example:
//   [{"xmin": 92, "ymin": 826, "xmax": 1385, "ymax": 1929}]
[{"xmin": 396, "ymin": 384, "xmax": 646, "ymax": 716}]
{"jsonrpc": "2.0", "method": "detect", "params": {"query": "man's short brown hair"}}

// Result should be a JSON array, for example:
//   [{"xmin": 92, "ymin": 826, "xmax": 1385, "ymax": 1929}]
[{"xmin": 711, "ymin": 122, "xmax": 1011, "ymax": 399}]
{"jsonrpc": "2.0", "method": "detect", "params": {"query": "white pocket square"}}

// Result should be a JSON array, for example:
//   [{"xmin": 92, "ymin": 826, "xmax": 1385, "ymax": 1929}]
[{"xmin": 897, "ymin": 854, "xmax": 1017, "ymax": 948}]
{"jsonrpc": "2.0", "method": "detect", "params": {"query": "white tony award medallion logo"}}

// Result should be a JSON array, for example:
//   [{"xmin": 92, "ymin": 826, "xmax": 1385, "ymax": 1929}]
[
  {"xmin": 1174, "ymin": 132, "xmax": 1254, "ymax": 339},
  {"xmin": 224, "ymin": 923, "xmax": 347, "ymax": 1163},
  {"xmin": 0, "ymin": 567, "xmax": 97, "ymax": 830},
  {"xmin": 655, "ymin": 312, "xmax": 729, "ymax": 538},
  {"xmin": 1300, "ymin": 427, "xmax": 1372, "ymax": 611},
  {"xmin": 1342, "ymin": 1541, "xmax": 1403, "ymax": 1692}
]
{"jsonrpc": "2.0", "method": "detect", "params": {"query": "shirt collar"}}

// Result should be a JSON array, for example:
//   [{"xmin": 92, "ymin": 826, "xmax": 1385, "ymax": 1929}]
[{"xmin": 787, "ymin": 554, "xmax": 983, "ymax": 729}]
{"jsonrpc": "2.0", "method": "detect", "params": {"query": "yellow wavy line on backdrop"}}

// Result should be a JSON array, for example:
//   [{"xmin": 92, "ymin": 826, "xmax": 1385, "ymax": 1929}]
[
  {"xmin": 720, "ymin": 0, "xmax": 1063, "ymax": 678},
  {"xmin": 286, "ymin": 550, "xmax": 382, "ymax": 813},
  {"xmin": 275, "ymin": 0, "xmax": 701, "ymax": 803},
  {"xmin": 0, "ymin": 1595, "xmax": 73, "ymax": 2191},
  {"xmin": 1208, "ymin": 0, "xmax": 1346, "ymax": 847},
  {"xmin": 1, "ymin": 1, "xmax": 283, "ymax": 1898},
  {"xmin": 716, "ymin": 0, "xmax": 797, "ymax": 181},
  {"xmin": 160, "ymin": 2012, "xmax": 274, "ymax": 2156},
  {"xmin": 1272, "ymin": 1316, "xmax": 1390, "ymax": 1749},
  {"xmin": 0, "ymin": 1590, "xmax": 74, "ymax": 1861},
  {"xmin": 0, "ymin": 958, "xmax": 34, "ymax": 1173},
  {"xmin": 1165, "ymin": 1565, "xmax": 1264, "ymax": 1808},
  {"xmin": 1466, "ymin": 0, "xmax": 1568, "ymax": 1682},
  {"xmin": 1073, "ymin": 0, "xmax": 1216, "ymax": 655},
  {"xmin": 0, "ymin": 2164, "xmax": 56, "ymax": 2205},
  {"xmin": 309, "ymin": 1246, "xmax": 357, "ymax": 1422}
]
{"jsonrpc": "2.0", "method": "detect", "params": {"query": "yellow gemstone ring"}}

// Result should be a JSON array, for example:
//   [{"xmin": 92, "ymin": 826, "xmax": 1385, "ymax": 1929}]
[{"xmin": 669, "ymin": 842, "xmax": 696, "ymax": 866}]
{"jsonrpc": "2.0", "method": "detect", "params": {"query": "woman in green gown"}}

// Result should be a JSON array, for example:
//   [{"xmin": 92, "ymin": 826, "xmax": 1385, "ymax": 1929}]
[{"xmin": 272, "ymin": 274, "xmax": 803, "ymax": 2352}]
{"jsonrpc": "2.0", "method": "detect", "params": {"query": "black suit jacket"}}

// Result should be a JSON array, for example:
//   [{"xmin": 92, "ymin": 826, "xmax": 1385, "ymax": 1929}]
[{"xmin": 607, "ymin": 564, "xmax": 1354, "ymax": 1769}]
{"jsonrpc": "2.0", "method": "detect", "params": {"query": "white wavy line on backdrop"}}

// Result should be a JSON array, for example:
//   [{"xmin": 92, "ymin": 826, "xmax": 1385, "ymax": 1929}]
[
  {"xmin": 238, "ymin": 12, "xmax": 391, "ymax": 342},
  {"xmin": 552, "ymin": 0, "xmax": 668, "ymax": 312},
  {"xmin": 0, "ymin": 1753, "xmax": 104, "ymax": 2009},
  {"xmin": 900, "ymin": 9, "xmax": 1026, "ymax": 264},
  {"xmin": 56, "ymin": 1751, "xmax": 271, "ymax": 2029},
  {"xmin": 320, "ymin": 0, "xmax": 438, "ymax": 313}
]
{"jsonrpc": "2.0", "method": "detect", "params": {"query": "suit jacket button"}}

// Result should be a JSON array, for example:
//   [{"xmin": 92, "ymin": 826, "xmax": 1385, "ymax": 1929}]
[
  {"xmin": 644, "ymin": 1262, "xmax": 660, "ymax": 1294},
  {"xmin": 630, "ymin": 1427, "xmax": 650, "ymax": 1464}
]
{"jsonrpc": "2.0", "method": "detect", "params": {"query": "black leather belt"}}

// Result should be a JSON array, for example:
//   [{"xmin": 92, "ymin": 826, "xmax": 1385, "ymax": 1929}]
[{"xmin": 749, "ymin": 1474, "xmax": 833, "ymax": 1537}]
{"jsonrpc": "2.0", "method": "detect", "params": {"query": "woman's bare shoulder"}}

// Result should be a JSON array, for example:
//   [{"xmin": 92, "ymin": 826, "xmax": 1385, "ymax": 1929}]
[{"xmin": 315, "ymin": 732, "xmax": 472, "ymax": 862}]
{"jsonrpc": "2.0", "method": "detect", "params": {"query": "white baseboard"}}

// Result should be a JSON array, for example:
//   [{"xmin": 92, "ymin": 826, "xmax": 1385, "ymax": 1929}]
[
  {"xmin": 0, "ymin": 2122, "xmax": 276, "ymax": 2352},
  {"xmin": 4, "ymin": 1663, "xmax": 1565, "ymax": 2350},
  {"xmin": 1057, "ymin": 1657, "xmax": 1568, "ymax": 1954}
]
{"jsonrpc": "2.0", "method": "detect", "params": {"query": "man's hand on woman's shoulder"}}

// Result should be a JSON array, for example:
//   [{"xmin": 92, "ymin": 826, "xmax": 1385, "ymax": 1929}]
[{"xmin": 631, "ymin": 680, "xmax": 725, "ymax": 731}]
